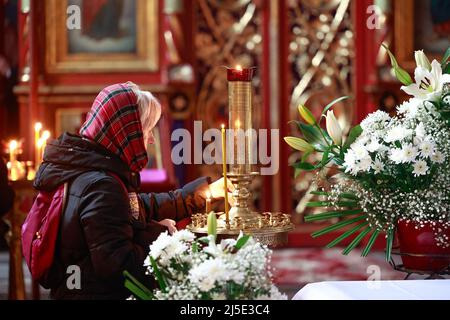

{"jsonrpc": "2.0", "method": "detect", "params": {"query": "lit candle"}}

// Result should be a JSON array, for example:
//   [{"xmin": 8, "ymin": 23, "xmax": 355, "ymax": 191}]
[
  {"xmin": 221, "ymin": 124, "xmax": 230, "ymax": 223},
  {"xmin": 40, "ymin": 130, "xmax": 51, "ymax": 162},
  {"xmin": 205, "ymin": 191, "xmax": 212, "ymax": 214},
  {"xmin": 9, "ymin": 140, "xmax": 18, "ymax": 165},
  {"xmin": 9, "ymin": 140, "xmax": 18, "ymax": 181},
  {"xmin": 34, "ymin": 122, "xmax": 42, "ymax": 168},
  {"xmin": 227, "ymin": 65, "xmax": 254, "ymax": 82}
]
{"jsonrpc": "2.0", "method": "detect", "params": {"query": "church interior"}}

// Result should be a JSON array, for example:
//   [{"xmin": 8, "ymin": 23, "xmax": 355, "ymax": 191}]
[{"xmin": 0, "ymin": 0, "xmax": 449, "ymax": 301}]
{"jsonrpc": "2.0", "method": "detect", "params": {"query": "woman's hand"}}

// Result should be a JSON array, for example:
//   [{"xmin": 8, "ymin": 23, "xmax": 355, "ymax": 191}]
[
  {"xmin": 208, "ymin": 177, "xmax": 235, "ymax": 205},
  {"xmin": 158, "ymin": 219, "xmax": 177, "ymax": 235}
]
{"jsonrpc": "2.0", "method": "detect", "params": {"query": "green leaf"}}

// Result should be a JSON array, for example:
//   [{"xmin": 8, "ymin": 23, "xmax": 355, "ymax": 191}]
[
  {"xmin": 125, "ymin": 280, "xmax": 153, "ymax": 300},
  {"xmin": 306, "ymin": 200, "xmax": 358, "ymax": 208},
  {"xmin": 298, "ymin": 123, "xmax": 329, "ymax": 152},
  {"xmin": 342, "ymin": 226, "xmax": 372, "ymax": 255},
  {"xmin": 304, "ymin": 209, "xmax": 362, "ymax": 222},
  {"xmin": 311, "ymin": 215, "xmax": 367, "ymax": 238},
  {"xmin": 343, "ymin": 125, "xmax": 363, "ymax": 151},
  {"xmin": 444, "ymin": 62, "xmax": 450, "ymax": 75},
  {"xmin": 310, "ymin": 190, "xmax": 330, "ymax": 196},
  {"xmin": 442, "ymin": 47, "xmax": 450, "ymax": 66},
  {"xmin": 340, "ymin": 192, "xmax": 359, "ymax": 201},
  {"xmin": 198, "ymin": 237, "xmax": 210, "ymax": 244},
  {"xmin": 235, "ymin": 235, "xmax": 251, "ymax": 250},
  {"xmin": 382, "ymin": 43, "xmax": 413, "ymax": 85},
  {"xmin": 361, "ymin": 230, "xmax": 381, "ymax": 257},
  {"xmin": 301, "ymin": 151, "xmax": 312, "ymax": 162},
  {"xmin": 207, "ymin": 212, "xmax": 217, "ymax": 238},
  {"xmin": 326, "ymin": 222, "xmax": 369, "ymax": 248},
  {"xmin": 321, "ymin": 96, "xmax": 351, "ymax": 117},
  {"xmin": 385, "ymin": 229, "xmax": 394, "ymax": 262},
  {"xmin": 292, "ymin": 162, "xmax": 316, "ymax": 171},
  {"xmin": 382, "ymin": 43, "xmax": 398, "ymax": 68},
  {"xmin": 123, "ymin": 270, "xmax": 154, "ymax": 297},
  {"xmin": 395, "ymin": 67, "xmax": 414, "ymax": 86},
  {"xmin": 192, "ymin": 241, "xmax": 199, "ymax": 253},
  {"xmin": 284, "ymin": 137, "xmax": 314, "ymax": 152},
  {"xmin": 150, "ymin": 256, "xmax": 167, "ymax": 292}
]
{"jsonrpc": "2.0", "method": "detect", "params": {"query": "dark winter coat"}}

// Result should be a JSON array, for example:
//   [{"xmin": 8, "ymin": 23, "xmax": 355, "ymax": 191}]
[{"xmin": 33, "ymin": 133, "xmax": 209, "ymax": 300}]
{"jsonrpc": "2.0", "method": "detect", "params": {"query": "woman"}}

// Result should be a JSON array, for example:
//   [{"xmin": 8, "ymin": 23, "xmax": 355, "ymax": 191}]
[{"xmin": 33, "ymin": 82, "xmax": 230, "ymax": 299}]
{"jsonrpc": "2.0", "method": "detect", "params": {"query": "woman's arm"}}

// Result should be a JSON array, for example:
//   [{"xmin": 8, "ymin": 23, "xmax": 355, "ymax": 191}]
[{"xmin": 139, "ymin": 177, "xmax": 211, "ymax": 222}]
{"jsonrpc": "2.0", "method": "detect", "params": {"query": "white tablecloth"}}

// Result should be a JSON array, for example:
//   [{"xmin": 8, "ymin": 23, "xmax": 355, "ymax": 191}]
[{"xmin": 293, "ymin": 280, "xmax": 450, "ymax": 300}]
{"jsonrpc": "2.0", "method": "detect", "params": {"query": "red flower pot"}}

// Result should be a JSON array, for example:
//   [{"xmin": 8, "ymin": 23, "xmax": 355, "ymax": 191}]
[{"xmin": 397, "ymin": 219, "xmax": 450, "ymax": 272}]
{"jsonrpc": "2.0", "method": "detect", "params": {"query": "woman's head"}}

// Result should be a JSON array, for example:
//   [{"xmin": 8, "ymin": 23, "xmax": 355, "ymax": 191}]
[
  {"xmin": 79, "ymin": 82, "xmax": 161, "ymax": 172},
  {"xmin": 128, "ymin": 82, "xmax": 162, "ymax": 146}
]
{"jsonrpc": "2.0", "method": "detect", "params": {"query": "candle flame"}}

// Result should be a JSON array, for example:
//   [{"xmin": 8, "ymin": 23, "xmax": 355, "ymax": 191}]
[
  {"xmin": 221, "ymin": 124, "xmax": 225, "ymax": 129},
  {"xmin": 235, "ymin": 119, "xmax": 241, "ymax": 129},
  {"xmin": 9, "ymin": 140, "xmax": 18, "ymax": 151},
  {"xmin": 236, "ymin": 65, "xmax": 243, "ymax": 71},
  {"xmin": 34, "ymin": 122, "xmax": 42, "ymax": 132},
  {"xmin": 42, "ymin": 130, "xmax": 51, "ymax": 140}
]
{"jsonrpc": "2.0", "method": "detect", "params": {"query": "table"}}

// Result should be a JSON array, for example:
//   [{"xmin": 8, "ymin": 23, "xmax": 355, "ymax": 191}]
[{"xmin": 293, "ymin": 280, "xmax": 450, "ymax": 300}]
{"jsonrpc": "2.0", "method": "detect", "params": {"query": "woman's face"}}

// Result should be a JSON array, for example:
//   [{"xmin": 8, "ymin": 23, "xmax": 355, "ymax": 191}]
[{"xmin": 143, "ymin": 91, "xmax": 162, "ymax": 147}]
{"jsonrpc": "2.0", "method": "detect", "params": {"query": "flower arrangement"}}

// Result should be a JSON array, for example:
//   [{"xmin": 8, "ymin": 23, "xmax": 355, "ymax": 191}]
[
  {"xmin": 124, "ymin": 213, "xmax": 287, "ymax": 300},
  {"xmin": 284, "ymin": 45, "xmax": 450, "ymax": 261}
]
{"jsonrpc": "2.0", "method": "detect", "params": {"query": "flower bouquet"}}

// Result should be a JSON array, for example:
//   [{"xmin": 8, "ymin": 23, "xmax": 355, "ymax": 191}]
[
  {"xmin": 284, "ymin": 45, "xmax": 450, "ymax": 271},
  {"xmin": 124, "ymin": 214, "xmax": 287, "ymax": 300}
]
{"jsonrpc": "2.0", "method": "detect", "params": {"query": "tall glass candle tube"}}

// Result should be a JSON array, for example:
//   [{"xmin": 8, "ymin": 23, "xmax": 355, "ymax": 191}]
[{"xmin": 227, "ymin": 66, "xmax": 255, "ymax": 175}]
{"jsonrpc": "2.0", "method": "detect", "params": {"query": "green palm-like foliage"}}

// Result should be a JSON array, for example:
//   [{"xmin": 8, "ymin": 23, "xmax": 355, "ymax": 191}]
[{"xmin": 304, "ymin": 191, "xmax": 393, "ymax": 261}]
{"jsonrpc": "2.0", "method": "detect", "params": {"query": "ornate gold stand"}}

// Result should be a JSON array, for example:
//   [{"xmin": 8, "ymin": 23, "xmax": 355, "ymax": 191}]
[
  {"xmin": 189, "ymin": 172, "xmax": 294, "ymax": 247},
  {"xmin": 188, "ymin": 66, "xmax": 294, "ymax": 246}
]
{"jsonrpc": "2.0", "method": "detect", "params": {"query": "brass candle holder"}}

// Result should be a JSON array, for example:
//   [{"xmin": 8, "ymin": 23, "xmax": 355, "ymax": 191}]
[{"xmin": 188, "ymin": 66, "xmax": 293, "ymax": 247}]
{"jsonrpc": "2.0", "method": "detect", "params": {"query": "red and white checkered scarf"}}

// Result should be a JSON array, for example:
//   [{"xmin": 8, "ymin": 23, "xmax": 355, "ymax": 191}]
[{"xmin": 79, "ymin": 82, "xmax": 148, "ymax": 173}]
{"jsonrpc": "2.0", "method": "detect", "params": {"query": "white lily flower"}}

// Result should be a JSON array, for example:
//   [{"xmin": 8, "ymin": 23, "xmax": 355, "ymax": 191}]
[
  {"xmin": 401, "ymin": 60, "xmax": 450, "ymax": 101},
  {"xmin": 414, "ymin": 50, "xmax": 432, "ymax": 71},
  {"xmin": 325, "ymin": 110, "xmax": 343, "ymax": 146}
]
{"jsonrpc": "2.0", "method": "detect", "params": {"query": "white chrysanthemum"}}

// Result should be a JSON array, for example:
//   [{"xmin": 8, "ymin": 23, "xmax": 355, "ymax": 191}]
[
  {"xmin": 357, "ymin": 156, "xmax": 372, "ymax": 172},
  {"xmin": 401, "ymin": 144, "xmax": 419, "ymax": 163},
  {"xmin": 415, "ymin": 122, "xmax": 426, "ymax": 139},
  {"xmin": 366, "ymin": 139, "xmax": 381, "ymax": 153},
  {"xmin": 389, "ymin": 148, "xmax": 404, "ymax": 164},
  {"xmin": 360, "ymin": 110, "xmax": 390, "ymax": 132},
  {"xmin": 351, "ymin": 143, "xmax": 369, "ymax": 160},
  {"xmin": 419, "ymin": 140, "xmax": 435, "ymax": 158},
  {"xmin": 189, "ymin": 258, "xmax": 228, "ymax": 292},
  {"xmin": 397, "ymin": 98, "xmax": 421, "ymax": 118},
  {"xmin": 385, "ymin": 126, "xmax": 412, "ymax": 143},
  {"xmin": 173, "ymin": 229, "xmax": 196, "ymax": 242},
  {"xmin": 431, "ymin": 151, "xmax": 445, "ymax": 164},
  {"xmin": 372, "ymin": 158, "xmax": 384, "ymax": 174},
  {"xmin": 413, "ymin": 160, "xmax": 429, "ymax": 177},
  {"xmin": 149, "ymin": 232, "xmax": 173, "ymax": 260}
]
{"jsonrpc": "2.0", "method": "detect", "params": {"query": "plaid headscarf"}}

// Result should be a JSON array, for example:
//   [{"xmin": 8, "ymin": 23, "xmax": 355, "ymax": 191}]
[{"xmin": 80, "ymin": 82, "xmax": 148, "ymax": 172}]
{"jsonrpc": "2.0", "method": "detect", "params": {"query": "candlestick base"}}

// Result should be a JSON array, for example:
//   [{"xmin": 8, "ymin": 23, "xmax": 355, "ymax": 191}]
[{"xmin": 188, "ymin": 211, "xmax": 294, "ymax": 247}]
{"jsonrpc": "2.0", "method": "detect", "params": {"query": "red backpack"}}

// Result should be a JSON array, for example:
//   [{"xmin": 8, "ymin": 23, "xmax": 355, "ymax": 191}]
[
  {"xmin": 22, "ymin": 173, "xmax": 127, "ymax": 284},
  {"xmin": 22, "ymin": 183, "xmax": 69, "ymax": 283}
]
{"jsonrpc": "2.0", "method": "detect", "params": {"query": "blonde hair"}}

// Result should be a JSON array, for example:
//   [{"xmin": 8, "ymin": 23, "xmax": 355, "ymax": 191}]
[{"xmin": 128, "ymin": 82, "xmax": 162, "ymax": 143}]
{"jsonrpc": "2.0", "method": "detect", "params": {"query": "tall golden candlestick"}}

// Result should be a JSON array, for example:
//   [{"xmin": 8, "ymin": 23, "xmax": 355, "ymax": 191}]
[{"xmin": 221, "ymin": 124, "xmax": 230, "ymax": 223}]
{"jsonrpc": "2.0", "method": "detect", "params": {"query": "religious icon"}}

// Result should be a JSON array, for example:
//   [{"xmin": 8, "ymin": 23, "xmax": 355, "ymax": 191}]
[{"xmin": 68, "ymin": 0, "xmax": 137, "ymax": 54}]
